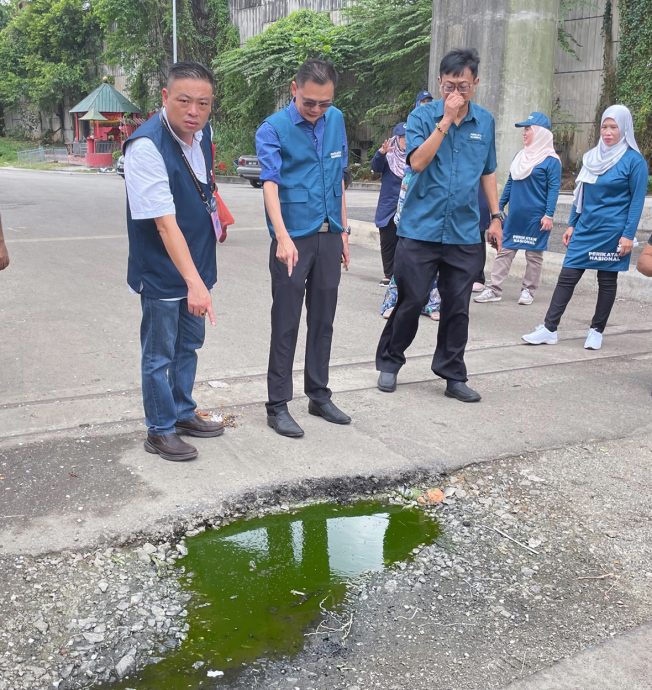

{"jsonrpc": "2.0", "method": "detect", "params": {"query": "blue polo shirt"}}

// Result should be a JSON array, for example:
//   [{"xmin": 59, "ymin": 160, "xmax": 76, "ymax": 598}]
[{"xmin": 398, "ymin": 99, "xmax": 497, "ymax": 244}]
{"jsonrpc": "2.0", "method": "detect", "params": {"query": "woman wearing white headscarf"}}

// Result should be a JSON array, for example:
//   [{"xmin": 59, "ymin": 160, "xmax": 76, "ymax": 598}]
[
  {"xmin": 522, "ymin": 105, "xmax": 648, "ymax": 350},
  {"xmin": 475, "ymin": 111, "xmax": 561, "ymax": 306}
]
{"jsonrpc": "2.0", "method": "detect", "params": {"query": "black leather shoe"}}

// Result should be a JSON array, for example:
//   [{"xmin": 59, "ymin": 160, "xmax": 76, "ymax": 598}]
[
  {"xmin": 308, "ymin": 400, "xmax": 351, "ymax": 425},
  {"xmin": 377, "ymin": 371, "xmax": 397, "ymax": 393},
  {"xmin": 267, "ymin": 410, "xmax": 304, "ymax": 438},
  {"xmin": 144, "ymin": 433, "xmax": 198, "ymax": 461},
  {"xmin": 445, "ymin": 381, "xmax": 481, "ymax": 403},
  {"xmin": 176, "ymin": 412, "xmax": 225, "ymax": 438}
]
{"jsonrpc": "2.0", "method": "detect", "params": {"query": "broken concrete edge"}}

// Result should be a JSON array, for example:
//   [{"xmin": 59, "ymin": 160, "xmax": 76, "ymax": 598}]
[
  {"xmin": 1, "ymin": 463, "xmax": 447, "ymax": 557},
  {"xmin": 349, "ymin": 219, "xmax": 652, "ymax": 303}
]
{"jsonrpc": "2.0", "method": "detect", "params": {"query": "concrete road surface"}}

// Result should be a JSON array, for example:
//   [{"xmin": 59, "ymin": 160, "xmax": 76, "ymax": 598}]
[{"xmin": 0, "ymin": 168, "xmax": 651, "ymax": 689}]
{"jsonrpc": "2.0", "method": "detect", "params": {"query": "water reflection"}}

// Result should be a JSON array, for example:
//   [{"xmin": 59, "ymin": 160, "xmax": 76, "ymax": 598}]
[{"xmin": 110, "ymin": 501, "xmax": 440, "ymax": 690}]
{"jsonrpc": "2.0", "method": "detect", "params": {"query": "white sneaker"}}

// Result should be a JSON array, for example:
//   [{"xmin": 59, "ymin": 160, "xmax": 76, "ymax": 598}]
[
  {"xmin": 522, "ymin": 324, "xmax": 558, "ymax": 345},
  {"xmin": 474, "ymin": 288, "xmax": 501, "ymax": 303},
  {"xmin": 584, "ymin": 328, "xmax": 602, "ymax": 350},
  {"xmin": 472, "ymin": 282, "xmax": 485, "ymax": 293},
  {"xmin": 518, "ymin": 288, "xmax": 534, "ymax": 305}
]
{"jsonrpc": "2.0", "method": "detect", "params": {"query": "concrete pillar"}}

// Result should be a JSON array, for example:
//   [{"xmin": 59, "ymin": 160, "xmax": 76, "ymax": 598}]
[{"xmin": 429, "ymin": 0, "xmax": 559, "ymax": 185}]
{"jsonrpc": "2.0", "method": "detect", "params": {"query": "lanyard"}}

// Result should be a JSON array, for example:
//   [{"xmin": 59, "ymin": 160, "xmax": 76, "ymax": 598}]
[{"xmin": 160, "ymin": 113, "xmax": 215, "ymax": 214}]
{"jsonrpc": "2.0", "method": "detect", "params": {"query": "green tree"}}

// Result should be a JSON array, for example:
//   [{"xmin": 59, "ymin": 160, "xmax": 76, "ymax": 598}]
[
  {"xmin": 336, "ymin": 0, "xmax": 432, "ymax": 131},
  {"xmin": 0, "ymin": 0, "xmax": 102, "ymax": 134},
  {"xmin": 616, "ymin": 0, "xmax": 652, "ymax": 165},
  {"xmin": 216, "ymin": 10, "xmax": 338, "ymax": 132},
  {"xmin": 95, "ymin": 0, "xmax": 238, "ymax": 112}
]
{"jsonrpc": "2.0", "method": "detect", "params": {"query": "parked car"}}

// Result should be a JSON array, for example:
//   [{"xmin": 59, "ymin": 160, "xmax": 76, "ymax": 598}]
[
  {"xmin": 235, "ymin": 154, "xmax": 351, "ymax": 190},
  {"xmin": 236, "ymin": 155, "xmax": 262, "ymax": 187},
  {"xmin": 116, "ymin": 154, "xmax": 125, "ymax": 178}
]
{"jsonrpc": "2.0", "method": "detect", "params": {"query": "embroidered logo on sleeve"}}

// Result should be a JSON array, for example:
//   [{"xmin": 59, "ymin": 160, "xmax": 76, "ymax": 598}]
[{"xmin": 330, "ymin": 151, "xmax": 343, "ymax": 159}]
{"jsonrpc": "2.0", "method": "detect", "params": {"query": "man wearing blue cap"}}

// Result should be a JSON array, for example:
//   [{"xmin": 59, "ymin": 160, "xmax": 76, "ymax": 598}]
[
  {"xmin": 376, "ymin": 48, "xmax": 503, "ymax": 403},
  {"xmin": 474, "ymin": 111, "xmax": 561, "ymax": 306}
]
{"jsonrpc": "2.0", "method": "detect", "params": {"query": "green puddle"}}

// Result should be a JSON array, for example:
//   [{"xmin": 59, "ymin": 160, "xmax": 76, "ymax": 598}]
[{"xmin": 114, "ymin": 500, "xmax": 440, "ymax": 688}]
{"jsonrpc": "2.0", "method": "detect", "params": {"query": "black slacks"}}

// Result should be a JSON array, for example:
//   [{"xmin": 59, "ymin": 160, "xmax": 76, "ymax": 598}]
[
  {"xmin": 544, "ymin": 267, "xmax": 618, "ymax": 333},
  {"xmin": 378, "ymin": 217, "xmax": 398, "ymax": 278},
  {"xmin": 267, "ymin": 232, "xmax": 342, "ymax": 414},
  {"xmin": 376, "ymin": 237, "xmax": 485, "ymax": 382}
]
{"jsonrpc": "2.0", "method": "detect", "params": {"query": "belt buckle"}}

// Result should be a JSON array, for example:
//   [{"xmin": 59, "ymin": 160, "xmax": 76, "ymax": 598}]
[{"xmin": 319, "ymin": 222, "xmax": 329, "ymax": 233}]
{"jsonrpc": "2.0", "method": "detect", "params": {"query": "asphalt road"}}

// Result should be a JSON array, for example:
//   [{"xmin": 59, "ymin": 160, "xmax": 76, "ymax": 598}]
[{"xmin": 1, "ymin": 169, "xmax": 651, "ymax": 689}]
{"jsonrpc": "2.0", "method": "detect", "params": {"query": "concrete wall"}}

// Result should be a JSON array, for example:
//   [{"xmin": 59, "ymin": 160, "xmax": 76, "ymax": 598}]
[
  {"xmin": 428, "ymin": 0, "xmax": 559, "ymax": 185},
  {"xmin": 229, "ymin": 0, "xmax": 351, "ymax": 45},
  {"xmin": 553, "ymin": 0, "xmax": 619, "ymax": 170}
]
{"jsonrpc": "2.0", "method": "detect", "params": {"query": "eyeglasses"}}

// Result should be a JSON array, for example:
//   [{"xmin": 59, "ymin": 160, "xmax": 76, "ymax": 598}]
[
  {"xmin": 300, "ymin": 97, "xmax": 333, "ymax": 110},
  {"xmin": 441, "ymin": 82, "xmax": 472, "ymax": 94}
]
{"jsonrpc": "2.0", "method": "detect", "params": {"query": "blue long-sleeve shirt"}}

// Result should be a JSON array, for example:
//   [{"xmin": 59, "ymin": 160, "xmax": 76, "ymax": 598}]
[
  {"xmin": 500, "ymin": 157, "xmax": 561, "ymax": 218},
  {"xmin": 567, "ymin": 148, "xmax": 648, "ymax": 240},
  {"xmin": 499, "ymin": 157, "xmax": 562, "ymax": 251},
  {"xmin": 564, "ymin": 148, "xmax": 648, "ymax": 271},
  {"xmin": 371, "ymin": 149, "xmax": 403, "ymax": 227}
]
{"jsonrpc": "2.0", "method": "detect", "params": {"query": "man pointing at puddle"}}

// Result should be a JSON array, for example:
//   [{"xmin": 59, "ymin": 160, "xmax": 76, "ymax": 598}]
[{"xmin": 256, "ymin": 59, "xmax": 351, "ymax": 438}]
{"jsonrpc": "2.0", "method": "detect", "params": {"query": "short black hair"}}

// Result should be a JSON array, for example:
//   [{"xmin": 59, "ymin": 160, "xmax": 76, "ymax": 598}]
[
  {"xmin": 439, "ymin": 48, "xmax": 480, "ymax": 79},
  {"xmin": 295, "ymin": 59, "xmax": 338, "ymax": 88},
  {"xmin": 167, "ymin": 61, "xmax": 215, "ymax": 89}
]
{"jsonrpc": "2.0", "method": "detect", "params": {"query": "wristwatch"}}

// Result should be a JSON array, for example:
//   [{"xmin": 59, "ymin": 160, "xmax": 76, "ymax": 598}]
[
  {"xmin": 490, "ymin": 212, "xmax": 505, "ymax": 224},
  {"xmin": 343, "ymin": 225, "xmax": 352, "ymax": 235}
]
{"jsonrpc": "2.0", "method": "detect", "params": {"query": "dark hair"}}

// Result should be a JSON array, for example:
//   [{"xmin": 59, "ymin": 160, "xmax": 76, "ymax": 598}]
[
  {"xmin": 295, "ymin": 59, "xmax": 338, "ymax": 88},
  {"xmin": 167, "ymin": 61, "xmax": 215, "ymax": 89},
  {"xmin": 439, "ymin": 48, "xmax": 480, "ymax": 78}
]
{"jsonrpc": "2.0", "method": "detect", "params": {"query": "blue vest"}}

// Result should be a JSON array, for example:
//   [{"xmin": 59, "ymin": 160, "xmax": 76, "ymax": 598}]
[
  {"xmin": 124, "ymin": 114, "xmax": 217, "ymax": 298},
  {"xmin": 264, "ymin": 107, "xmax": 345, "ymax": 238}
]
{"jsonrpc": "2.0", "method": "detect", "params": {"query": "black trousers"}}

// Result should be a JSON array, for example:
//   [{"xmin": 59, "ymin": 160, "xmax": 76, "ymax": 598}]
[
  {"xmin": 475, "ymin": 229, "xmax": 486, "ymax": 284},
  {"xmin": 378, "ymin": 217, "xmax": 398, "ymax": 278},
  {"xmin": 544, "ymin": 267, "xmax": 618, "ymax": 334},
  {"xmin": 376, "ymin": 237, "xmax": 485, "ymax": 382},
  {"xmin": 267, "ymin": 233, "xmax": 343, "ymax": 414}
]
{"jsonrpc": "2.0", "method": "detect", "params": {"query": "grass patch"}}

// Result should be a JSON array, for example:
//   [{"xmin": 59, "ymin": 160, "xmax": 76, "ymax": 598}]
[{"xmin": 0, "ymin": 136, "xmax": 34, "ymax": 165}]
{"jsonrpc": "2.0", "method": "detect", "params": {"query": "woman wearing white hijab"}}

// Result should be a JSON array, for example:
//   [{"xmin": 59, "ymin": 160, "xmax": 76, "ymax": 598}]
[
  {"xmin": 523, "ymin": 104, "xmax": 647, "ymax": 350},
  {"xmin": 475, "ymin": 111, "xmax": 561, "ymax": 306}
]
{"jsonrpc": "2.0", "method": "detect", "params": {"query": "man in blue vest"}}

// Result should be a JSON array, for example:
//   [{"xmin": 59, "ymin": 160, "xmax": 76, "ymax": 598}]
[
  {"xmin": 376, "ymin": 48, "xmax": 503, "ymax": 403},
  {"xmin": 256, "ymin": 59, "xmax": 351, "ymax": 438},
  {"xmin": 124, "ymin": 62, "xmax": 224, "ymax": 462}
]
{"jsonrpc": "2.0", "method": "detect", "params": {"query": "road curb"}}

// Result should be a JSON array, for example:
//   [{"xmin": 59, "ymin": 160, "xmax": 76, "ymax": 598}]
[{"xmin": 349, "ymin": 219, "xmax": 652, "ymax": 303}]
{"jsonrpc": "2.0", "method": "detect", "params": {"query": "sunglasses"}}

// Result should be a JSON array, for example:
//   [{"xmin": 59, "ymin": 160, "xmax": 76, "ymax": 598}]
[{"xmin": 300, "ymin": 97, "xmax": 333, "ymax": 110}]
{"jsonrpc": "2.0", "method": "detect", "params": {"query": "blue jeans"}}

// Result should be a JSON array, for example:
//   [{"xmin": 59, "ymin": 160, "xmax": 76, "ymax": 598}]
[{"xmin": 140, "ymin": 296, "xmax": 205, "ymax": 434}]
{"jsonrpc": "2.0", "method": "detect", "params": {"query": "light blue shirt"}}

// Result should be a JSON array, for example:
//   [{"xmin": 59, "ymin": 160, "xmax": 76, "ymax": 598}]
[{"xmin": 398, "ymin": 99, "xmax": 497, "ymax": 244}]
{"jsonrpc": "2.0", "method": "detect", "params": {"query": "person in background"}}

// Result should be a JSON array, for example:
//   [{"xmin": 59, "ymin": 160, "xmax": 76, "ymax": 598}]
[
  {"xmin": 376, "ymin": 48, "xmax": 503, "ymax": 403},
  {"xmin": 637, "ymin": 235, "xmax": 652, "ymax": 277},
  {"xmin": 522, "ymin": 105, "xmax": 647, "ymax": 350},
  {"xmin": 472, "ymin": 187, "xmax": 491, "ymax": 292},
  {"xmin": 372, "ymin": 122, "xmax": 407, "ymax": 286},
  {"xmin": 377, "ymin": 90, "xmax": 442, "ymax": 321},
  {"xmin": 475, "ymin": 112, "xmax": 561, "ymax": 305},
  {"xmin": 256, "ymin": 59, "xmax": 351, "ymax": 438},
  {"xmin": 0, "ymin": 213, "xmax": 9, "ymax": 271}
]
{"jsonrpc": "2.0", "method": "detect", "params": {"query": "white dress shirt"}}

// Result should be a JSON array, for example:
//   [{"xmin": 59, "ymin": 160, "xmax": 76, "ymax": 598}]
[{"xmin": 124, "ymin": 109, "xmax": 210, "ymax": 220}]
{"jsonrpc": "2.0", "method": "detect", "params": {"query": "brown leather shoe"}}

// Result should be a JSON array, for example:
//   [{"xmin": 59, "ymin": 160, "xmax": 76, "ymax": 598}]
[
  {"xmin": 175, "ymin": 412, "xmax": 225, "ymax": 438},
  {"xmin": 144, "ymin": 433, "xmax": 198, "ymax": 462}
]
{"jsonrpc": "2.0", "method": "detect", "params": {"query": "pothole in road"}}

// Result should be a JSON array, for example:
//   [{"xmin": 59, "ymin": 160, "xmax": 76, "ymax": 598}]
[{"xmin": 110, "ymin": 500, "xmax": 440, "ymax": 689}]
